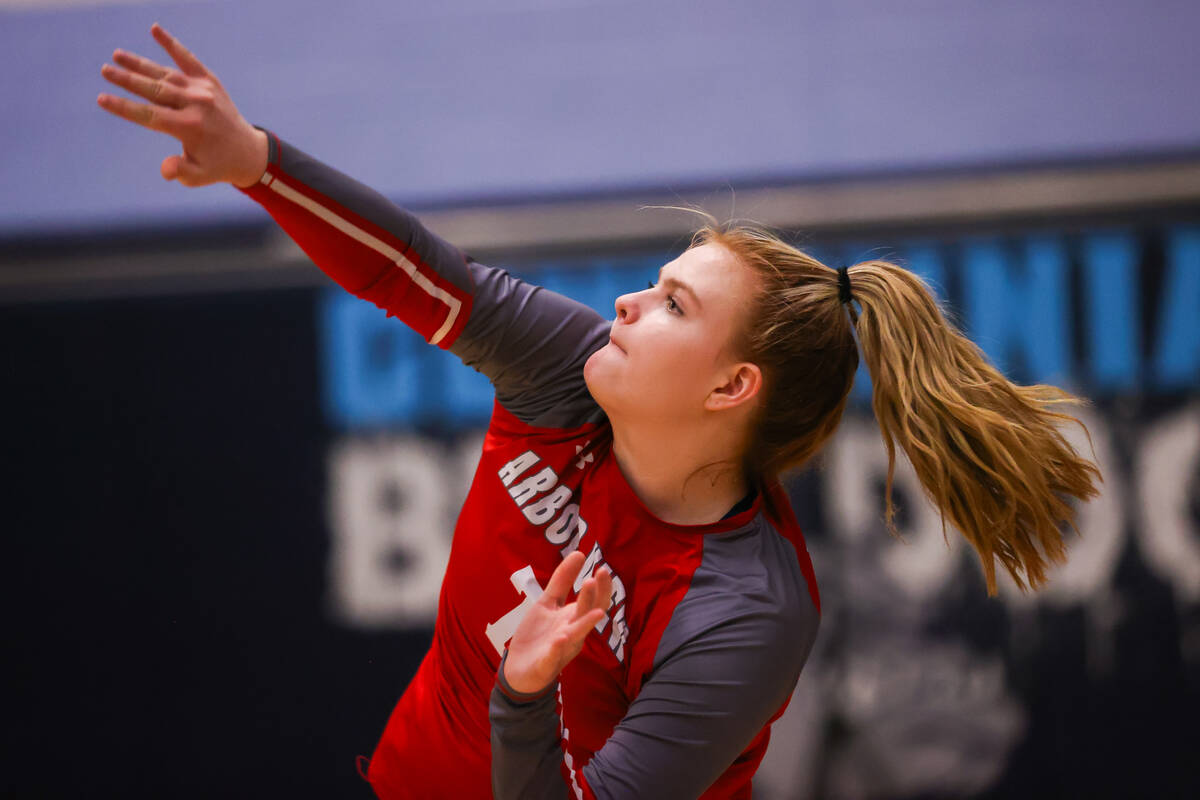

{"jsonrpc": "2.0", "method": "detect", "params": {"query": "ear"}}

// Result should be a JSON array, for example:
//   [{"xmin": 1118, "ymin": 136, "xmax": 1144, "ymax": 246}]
[{"xmin": 704, "ymin": 362, "xmax": 762, "ymax": 412}]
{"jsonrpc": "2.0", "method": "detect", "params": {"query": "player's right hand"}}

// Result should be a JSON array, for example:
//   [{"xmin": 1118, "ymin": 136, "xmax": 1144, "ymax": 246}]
[
  {"xmin": 502, "ymin": 551, "xmax": 613, "ymax": 696},
  {"xmin": 98, "ymin": 23, "xmax": 268, "ymax": 189}
]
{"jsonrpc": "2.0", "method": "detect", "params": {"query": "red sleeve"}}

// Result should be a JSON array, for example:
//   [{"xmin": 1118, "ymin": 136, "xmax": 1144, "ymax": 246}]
[{"xmin": 238, "ymin": 128, "xmax": 473, "ymax": 348}]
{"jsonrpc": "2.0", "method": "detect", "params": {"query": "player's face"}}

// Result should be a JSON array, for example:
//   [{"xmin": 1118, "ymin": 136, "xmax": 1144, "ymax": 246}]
[{"xmin": 584, "ymin": 242, "xmax": 758, "ymax": 424}]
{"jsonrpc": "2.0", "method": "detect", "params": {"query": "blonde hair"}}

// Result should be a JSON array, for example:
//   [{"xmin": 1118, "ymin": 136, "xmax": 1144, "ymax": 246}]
[{"xmin": 694, "ymin": 222, "xmax": 1102, "ymax": 595}]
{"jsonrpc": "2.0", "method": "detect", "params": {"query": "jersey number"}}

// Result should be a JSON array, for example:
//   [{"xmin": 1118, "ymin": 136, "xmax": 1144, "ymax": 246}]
[{"xmin": 484, "ymin": 565, "xmax": 545, "ymax": 656}]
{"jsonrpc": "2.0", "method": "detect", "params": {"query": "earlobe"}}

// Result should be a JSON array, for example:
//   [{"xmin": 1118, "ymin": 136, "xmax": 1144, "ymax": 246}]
[{"xmin": 705, "ymin": 363, "xmax": 762, "ymax": 412}]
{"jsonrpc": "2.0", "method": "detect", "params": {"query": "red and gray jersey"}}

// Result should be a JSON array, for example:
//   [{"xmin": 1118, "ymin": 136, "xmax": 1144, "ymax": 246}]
[{"xmin": 240, "ymin": 131, "xmax": 821, "ymax": 800}]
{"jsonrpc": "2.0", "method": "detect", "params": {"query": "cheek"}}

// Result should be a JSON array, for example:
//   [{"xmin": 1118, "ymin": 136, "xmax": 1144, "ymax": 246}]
[
  {"xmin": 584, "ymin": 327, "xmax": 721, "ymax": 416},
  {"xmin": 632, "ymin": 330, "xmax": 718, "ymax": 402}
]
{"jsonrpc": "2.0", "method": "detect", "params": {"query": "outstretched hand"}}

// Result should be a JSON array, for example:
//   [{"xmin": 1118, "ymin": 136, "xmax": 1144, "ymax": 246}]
[
  {"xmin": 97, "ymin": 23, "xmax": 268, "ymax": 188},
  {"xmin": 503, "ymin": 551, "xmax": 614, "ymax": 696}
]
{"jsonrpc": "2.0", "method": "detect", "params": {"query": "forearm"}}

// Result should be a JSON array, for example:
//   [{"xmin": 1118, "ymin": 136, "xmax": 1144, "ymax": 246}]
[
  {"xmin": 490, "ymin": 651, "xmax": 568, "ymax": 800},
  {"xmin": 237, "ymin": 128, "xmax": 474, "ymax": 347}
]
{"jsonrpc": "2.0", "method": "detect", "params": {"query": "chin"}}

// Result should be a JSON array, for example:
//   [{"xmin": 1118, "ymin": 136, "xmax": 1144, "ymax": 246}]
[
  {"xmin": 583, "ymin": 349, "xmax": 624, "ymax": 418},
  {"xmin": 583, "ymin": 351, "xmax": 609, "ymax": 404}
]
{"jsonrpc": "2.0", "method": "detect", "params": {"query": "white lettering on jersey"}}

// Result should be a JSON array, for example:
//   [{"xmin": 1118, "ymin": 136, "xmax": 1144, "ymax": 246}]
[
  {"xmin": 509, "ymin": 466, "xmax": 558, "ymax": 506},
  {"xmin": 573, "ymin": 543, "xmax": 606, "ymax": 593},
  {"xmin": 524, "ymin": 484, "xmax": 573, "ymax": 525},
  {"xmin": 607, "ymin": 605, "xmax": 628, "ymax": 662},
  {"xmin": 545, "ymin": 503, "xmax": 585, "ymax": 548},
  {"xmin": 484, "ymin": 565, "xmax": 546, "ymax": 657},
  {"xmin": 608, "ymin": 574, "xmax": 626, "ymax": 608},
  {"xmin": 492, "ymin": 446, "xmax": 628, "ymax": 663},
  {"xmin": 571, "ymin": 542, "xmax": 629, "ymax": 663},
  {"xmin": 498, "ymin": 450, "xmax": 540, "ymax": 487}
]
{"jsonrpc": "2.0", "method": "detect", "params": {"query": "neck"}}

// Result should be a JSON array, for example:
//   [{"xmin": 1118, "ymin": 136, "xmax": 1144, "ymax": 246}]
[{"xmin": 610, "ymin": 414, "xmax": 750, "ymax": 526}]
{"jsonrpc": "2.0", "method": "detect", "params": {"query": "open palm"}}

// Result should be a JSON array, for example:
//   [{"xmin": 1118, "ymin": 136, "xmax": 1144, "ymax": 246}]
[
  {"xmin": 503, "ymin": 550, "xmax": 614, "ymax": 696},
  {"xmin": 98, "ymin": 23, "xmax": 267, "ymax": 188}
]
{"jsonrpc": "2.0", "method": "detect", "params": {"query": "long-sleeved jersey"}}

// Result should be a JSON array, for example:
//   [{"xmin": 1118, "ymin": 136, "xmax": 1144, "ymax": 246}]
[{"xmin": 240, "ymin": 130, "xmax": 821, "ymax": 800}]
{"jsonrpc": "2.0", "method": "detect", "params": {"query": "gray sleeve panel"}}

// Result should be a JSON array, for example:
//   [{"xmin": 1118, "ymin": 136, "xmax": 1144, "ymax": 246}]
[
  {"xmin": 490, "ymin": 685, "xmax": 570, "ymax": 800},
  {"xmin": 266, "ymin": 133, "xmax": 607, "ymax": 428},
  {"xmin": 581, "ymin": 519, "xmax": 820, "ymax": 800},
  {"xmin": 452, "ymin": 261, "xmax": 608, "ymax": 428},
  {"xmin": 270, "ymin": 135, "xmax": 474, "ymax": 296}
]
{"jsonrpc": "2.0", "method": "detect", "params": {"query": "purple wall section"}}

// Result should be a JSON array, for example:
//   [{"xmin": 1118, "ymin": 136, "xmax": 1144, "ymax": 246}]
[{"xmin": 4, "ymin": 0, "xmax": 1199, "ymax": 236}]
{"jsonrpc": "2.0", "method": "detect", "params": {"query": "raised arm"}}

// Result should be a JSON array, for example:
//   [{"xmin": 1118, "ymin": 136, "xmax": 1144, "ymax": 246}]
[
  {"xmin": 99, "ymin": 25, "xmax": 608, "ymax": 427},
  {"xmin": 241, "ymin": 132, "xmax": 609, "ymax": 426}
]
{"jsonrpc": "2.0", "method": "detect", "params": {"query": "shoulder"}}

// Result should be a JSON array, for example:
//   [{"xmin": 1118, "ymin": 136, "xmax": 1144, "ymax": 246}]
[
  {"xmin": 652, "ymin": 516, "xmax": 821, "ymax": 683},
  {"xmin": 484, "ymin": 399, "xmax": 609, "ymax": 444},
  {"xmin": 456, "ymin": 262, "xmax": 611, "ymax": 429}
]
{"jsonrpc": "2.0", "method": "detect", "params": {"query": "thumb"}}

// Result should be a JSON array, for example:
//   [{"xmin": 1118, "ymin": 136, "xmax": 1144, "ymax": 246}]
[{"xmin": 160, "ymin": 153, "xmax": 208, "ymax": 187}]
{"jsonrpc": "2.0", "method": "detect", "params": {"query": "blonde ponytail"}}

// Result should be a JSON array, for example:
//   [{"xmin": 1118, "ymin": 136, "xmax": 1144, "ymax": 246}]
[{"xmin": 847, "ymin": 261, "xmax": 1102, "ymax": 594}]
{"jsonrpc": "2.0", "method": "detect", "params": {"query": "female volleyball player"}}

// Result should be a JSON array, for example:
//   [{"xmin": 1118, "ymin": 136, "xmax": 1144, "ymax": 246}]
[{"xmin": 98, "ymin": 25, "xmax": 1101, "ymax": 799}]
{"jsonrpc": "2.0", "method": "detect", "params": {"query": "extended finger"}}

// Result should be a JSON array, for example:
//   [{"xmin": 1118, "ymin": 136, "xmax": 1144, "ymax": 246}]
[
  {"xmin": 543, "ymin": 551, "xmax": 585, "ymax": 605},
  {"xmin": 97, "ymin": 92, "xmax": 179, "ymax": 134},
  {"xmin": 101, "ymin": 64, "xmax": 187, "ymax": 109},
  {"xmin": 574, "ymin": 578, "xmax": 597, "ymax": 619},
  {"xmin": 563, "ymin": 609, "xmax": 606, "ymax": 643},
  {"xmin": 576, "ymin": 566, "xmax": 611, "ymax": 612},
  {"xmin": 595, "ymin": 567, "xmax": 613, "ymax": 611},
  {"xmin": 112, "ymin": 48, "xmax": 184, "ymax": 84},
  {"xmin": 151, "ymin": 23, "xmax": 209, "ymax": 78}
]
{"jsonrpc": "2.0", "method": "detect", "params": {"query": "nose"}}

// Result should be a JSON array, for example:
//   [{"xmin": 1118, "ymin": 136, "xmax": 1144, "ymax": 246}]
[{"xmin": 614, "ymin": 292, "xmax": 637, "ymax": 323}]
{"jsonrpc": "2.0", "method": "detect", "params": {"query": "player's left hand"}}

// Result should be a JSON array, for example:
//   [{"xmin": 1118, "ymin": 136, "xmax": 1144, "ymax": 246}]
[{"xmin": 503, "ymin": 551, "xmax": 613, "ymax": 696}]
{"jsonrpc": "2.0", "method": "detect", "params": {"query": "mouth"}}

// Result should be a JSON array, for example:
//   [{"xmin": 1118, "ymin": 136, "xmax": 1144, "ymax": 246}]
[{"xmin": 608, "ymin": 334, "xmax": 627, "ymax": 356}]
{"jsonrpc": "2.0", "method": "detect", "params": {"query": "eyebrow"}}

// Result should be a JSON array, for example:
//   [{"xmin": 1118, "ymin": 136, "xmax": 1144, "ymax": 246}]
[{"xmin": 657, "ymin": 267, "xmax": 703, "ymax": 311}]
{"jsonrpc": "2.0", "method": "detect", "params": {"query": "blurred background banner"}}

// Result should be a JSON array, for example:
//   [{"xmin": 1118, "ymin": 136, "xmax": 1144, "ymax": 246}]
[
  {"xmin": 4, "ymin": 1, "xmax": 1198, "ymax": 798},
  {"xmin": 4, "ymin": 0, "xmax": 1200, "ymax": 234}
]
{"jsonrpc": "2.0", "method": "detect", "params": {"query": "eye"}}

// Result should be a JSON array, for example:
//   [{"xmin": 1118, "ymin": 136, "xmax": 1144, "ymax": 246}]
[{"xmin": 648, "ymin": 279, "xmax": 682, "ymax": 315}]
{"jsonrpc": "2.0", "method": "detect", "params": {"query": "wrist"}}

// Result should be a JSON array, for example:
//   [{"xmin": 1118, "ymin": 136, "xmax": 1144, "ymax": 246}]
[
  {"xmin": 231, "ymin": 127, "xmax": 270, "ymax": 188},
  {"xmin": 498, "ymin": 649, "xmax": 556, "ymax": 702}
]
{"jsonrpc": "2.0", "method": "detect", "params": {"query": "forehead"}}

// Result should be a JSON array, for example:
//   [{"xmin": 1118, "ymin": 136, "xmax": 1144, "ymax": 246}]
[{"xmin": 664, "ymin": 242, "xmax": 754, "ymax": 304}]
